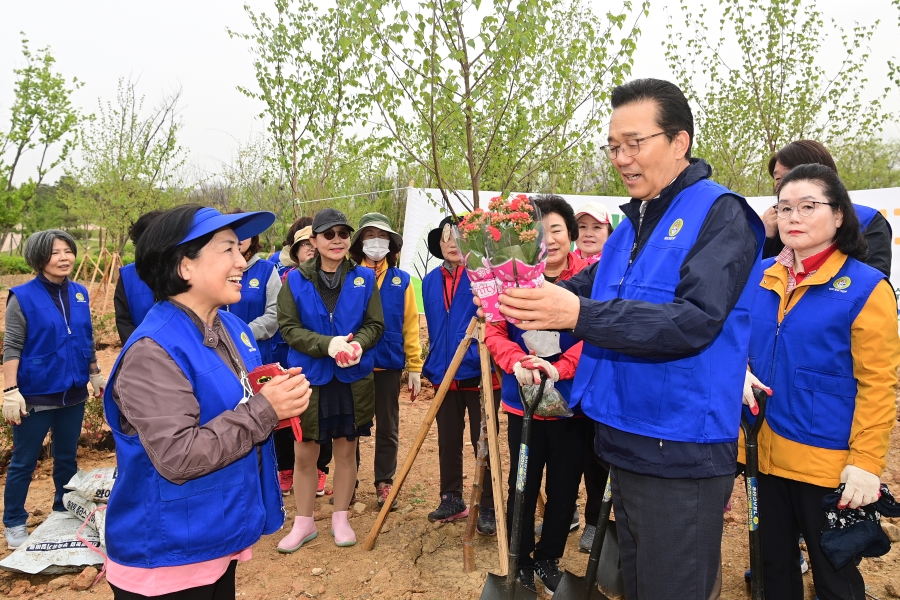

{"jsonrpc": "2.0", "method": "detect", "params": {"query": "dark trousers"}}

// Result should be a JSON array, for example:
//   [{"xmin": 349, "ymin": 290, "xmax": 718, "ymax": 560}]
[
  {"xmin": 506, "ymin": 414, "xmax": 585, "ymax": 566},
  {"xmin": 611, "ymin": 466, "xmax": 732, "ymax": 599},
  {"xmin": 435, "ymin": 388, "xmax": 499, "ymax": 509},
  {"xmin": 373, "ymin": 370, "xmax": 401, "ymax": 486},
  {"xmin": 3, "ymin": 402, "xmax": 85, "ymax": 527},
  {"xmin": 583, "ymin": 422, "xmax": 610, "ymax": 526},
  {"xmin": 110, "ymin": 560, "xmax": 237, "ymax": 599},
  {"xmin": 758, "ymin": 473, "xmax": 865, "ymax": 600}
]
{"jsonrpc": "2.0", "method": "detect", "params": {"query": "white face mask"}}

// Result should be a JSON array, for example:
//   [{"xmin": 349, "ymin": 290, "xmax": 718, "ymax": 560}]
[{"xmin": 362, "ymin": 237, "xmax": 390, "ymax": 262}]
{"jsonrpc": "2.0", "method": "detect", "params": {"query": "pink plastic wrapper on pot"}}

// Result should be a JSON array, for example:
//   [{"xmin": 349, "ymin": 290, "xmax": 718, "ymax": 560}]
[
  {"xmin": 466, "ymin": 264, "xmax": 503, "ymax": 323},
  {"xmin": 492, "ymin": 258, "xmax": 546, "ymax": 324}
]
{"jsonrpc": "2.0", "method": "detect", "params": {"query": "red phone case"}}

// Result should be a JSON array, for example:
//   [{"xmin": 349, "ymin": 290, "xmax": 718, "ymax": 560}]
[{"xmin": 248, "ymin": 363, "xmax": 303, "ymax": 441}]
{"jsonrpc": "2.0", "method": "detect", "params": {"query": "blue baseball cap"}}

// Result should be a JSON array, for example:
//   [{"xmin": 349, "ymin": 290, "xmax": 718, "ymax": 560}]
[{"xmin": 178, "ymin": 207, "xmax": 276, "ymax": 246}]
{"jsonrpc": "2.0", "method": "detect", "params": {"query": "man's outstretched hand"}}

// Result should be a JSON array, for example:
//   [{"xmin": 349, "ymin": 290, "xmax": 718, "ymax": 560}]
[{"xmin": 474, "ymin": 285, "xmax": 581, "ymax": 330}]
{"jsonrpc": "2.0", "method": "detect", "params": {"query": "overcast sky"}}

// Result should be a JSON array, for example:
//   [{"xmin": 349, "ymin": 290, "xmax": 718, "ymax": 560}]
[{"xmin": 2, "ymin": 0, "xmax": 897, "ymax": 186}]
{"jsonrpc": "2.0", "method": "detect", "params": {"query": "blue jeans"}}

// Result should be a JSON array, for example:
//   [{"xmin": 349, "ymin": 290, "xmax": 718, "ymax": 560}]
[{"xmin": 3, "ymin": 401, "xmax": 85, "ymax": 527}]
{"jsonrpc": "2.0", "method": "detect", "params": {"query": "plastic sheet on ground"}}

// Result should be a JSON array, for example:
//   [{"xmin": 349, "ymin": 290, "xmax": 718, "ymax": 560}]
[{"xmin": 0, "ymin": 512, "xmax": 103, "ymax": 575}]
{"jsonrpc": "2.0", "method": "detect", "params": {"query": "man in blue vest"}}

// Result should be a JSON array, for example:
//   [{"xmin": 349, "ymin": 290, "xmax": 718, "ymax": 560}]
[{"xmin": 494, "ymin": 79, "xmax": 765, "ymax": 599}]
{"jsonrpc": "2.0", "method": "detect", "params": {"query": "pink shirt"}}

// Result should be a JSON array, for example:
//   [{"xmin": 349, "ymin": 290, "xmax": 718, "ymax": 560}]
[{"xmin": 106, "ymin": 548, "xmax": 252, "ymax": 596}]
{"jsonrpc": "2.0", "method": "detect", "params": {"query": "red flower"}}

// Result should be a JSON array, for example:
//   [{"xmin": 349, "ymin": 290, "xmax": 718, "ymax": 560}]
[{"xmin": 487, "ymin": 225, "xmax": 502, "ymax": 242}]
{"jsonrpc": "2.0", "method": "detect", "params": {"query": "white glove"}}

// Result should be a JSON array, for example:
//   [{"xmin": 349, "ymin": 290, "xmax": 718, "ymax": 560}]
[
  {"xmin": 743, "ymin": 371, "xmax": 771, "ymax": 415},
  {"xmin": 89, "ymin": 373, "xmax": 107, "ymax": 397},
  {"xmin": 513, "ymin": 360, "xmax": 539, "ymax": 387},
  {"xmin": 521, "ymin": 356, "xmax": 559, "ymax": 382},
  {"xmin": 3, "ymin": 388, "xmax": 27, "ymax": 425},
  {"xmin": 328, "ymin": 335, "xmax": 356, "ymax": 367},
  {"xmin": 344, "ymin": 341, "xmax": 363, "ymax": 367},
  {"xmin": 408, "ymin": 372, "xmax": 421, "ymax": 401},
  {"xmin": 839, "ymin": 465, "xmax": 881, "ymax": 509}
]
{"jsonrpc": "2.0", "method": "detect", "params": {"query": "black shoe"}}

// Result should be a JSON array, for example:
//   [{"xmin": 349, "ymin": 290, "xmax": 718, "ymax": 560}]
[
  {"xmin": 516, "ymin": 567, "xmax": 537, "ymax": 593},
  {"xmin": 476, "ymin": 508, "xmax": 496, "ymax": 536},
  {"xmin": 535, "ymin": 559, "xmax": 564, "ymax": 595},
  {"xmin": 427, "ymin": 493, "xmax": 469, "ymax": 522}
]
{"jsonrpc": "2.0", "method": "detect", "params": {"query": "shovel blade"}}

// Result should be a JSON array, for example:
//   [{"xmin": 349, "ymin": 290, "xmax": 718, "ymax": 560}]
[
  {"xmin": 553, "ymin": 571, "xmax": 613, "ymax": 600},
  {"xmin": 480, "ymin": 573, "xmax": 538, "ymax": 600}
]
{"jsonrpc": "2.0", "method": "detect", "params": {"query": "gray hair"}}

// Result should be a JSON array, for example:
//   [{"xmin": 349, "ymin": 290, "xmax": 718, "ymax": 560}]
[{"xmin": 23, "ymin": 230, "xmax": 78, "ymax": 272}]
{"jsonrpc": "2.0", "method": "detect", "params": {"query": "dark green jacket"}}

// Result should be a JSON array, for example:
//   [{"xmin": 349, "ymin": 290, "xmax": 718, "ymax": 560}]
[{"xmin": 276, "ymin": 257, "xmax": 384, "ymax": 440}]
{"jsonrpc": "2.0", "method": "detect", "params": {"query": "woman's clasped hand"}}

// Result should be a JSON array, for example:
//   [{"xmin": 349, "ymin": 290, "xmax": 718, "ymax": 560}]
[{"xmin": 259, "ymin": 366, "xmax": 311, "ymax": 421}]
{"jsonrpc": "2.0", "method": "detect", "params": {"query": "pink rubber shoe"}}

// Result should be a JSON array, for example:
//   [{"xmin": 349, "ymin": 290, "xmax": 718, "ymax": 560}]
[
  {"xmin": 277, "ymin": 516, "xmax": 317, "ymax": 553},
  {"xmin": 331, "ymin": 511, "xmax": 356, "ymax": 547}
]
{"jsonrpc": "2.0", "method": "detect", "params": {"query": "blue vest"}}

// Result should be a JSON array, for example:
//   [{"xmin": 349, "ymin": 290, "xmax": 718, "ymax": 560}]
[
  {"xmin": 500, "ymin": 324, "xmax": 579, "ymax": 413},
  {"xmin": 285, "ymin": 265, "xmax": 376, "ymax": 385},
  {"xmin": 422, "ymin": 267, "xmax": 482, "ymax": 384},
  {"xmin": 371, "ymin": 267, "xmax": 411, "ymax": 371},
  {"xmin": 120, "ymin": 263, "xmax": 155, "ymax": 328},
  {"xmin": 102, "ymin": 301, "xmax": 284, "ymax": 567},
  {"xmin": 226, "ymin": 258, "xmax": 277, "ymax": 364},
  {"xmin": 12, "ymin": 278, "xmax": 93, "ymax": 397},
  {"xmin": 571, "ymin": 180, "xmax": 765, "ymax": 443},
  {"xmin": 853, "ymin": 204, "xmax": 878, "ymax": 231},
  {"xmin": 748, "ymin": 257, "xmax": 883, "ymax": 450}
]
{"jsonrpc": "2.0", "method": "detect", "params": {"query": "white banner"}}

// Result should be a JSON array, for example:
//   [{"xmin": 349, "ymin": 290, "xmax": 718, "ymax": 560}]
[{"xmin": 400, "ymin": 186, "xmax": 900, "ymax": 311}]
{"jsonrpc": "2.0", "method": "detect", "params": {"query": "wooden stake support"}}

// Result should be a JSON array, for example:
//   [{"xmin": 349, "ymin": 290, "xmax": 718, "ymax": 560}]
[
  {"xmin": 363, "ymin": 317, "xmax": 509, "ymax": 576},
  {"xmin": 462, "ymin": 464, "xmax": 486, "ymax": 573}
]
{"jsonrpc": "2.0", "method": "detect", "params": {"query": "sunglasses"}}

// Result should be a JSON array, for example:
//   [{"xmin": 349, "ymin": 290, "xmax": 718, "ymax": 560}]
[{"xmin": 320, "ymin": 228, "xmax": 351, "ymax": 240}]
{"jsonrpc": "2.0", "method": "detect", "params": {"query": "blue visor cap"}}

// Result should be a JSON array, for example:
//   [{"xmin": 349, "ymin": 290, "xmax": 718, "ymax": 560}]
[{"xmin": 178, "ymin": 207, "xmax": 277, "ymax": 246}]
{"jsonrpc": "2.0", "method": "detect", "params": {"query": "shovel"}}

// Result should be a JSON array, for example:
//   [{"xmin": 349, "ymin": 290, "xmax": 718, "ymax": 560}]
[
  {"xmin": 480, "ymin": 373, "xmax": 549, "ymax": 600},
  {"xmin": 740, "ymin": 387, "xmax": 769, "ymax": 600},
  {"xmin": 553, "ymin": 474, "xmax": 613, "ymax": 600}
]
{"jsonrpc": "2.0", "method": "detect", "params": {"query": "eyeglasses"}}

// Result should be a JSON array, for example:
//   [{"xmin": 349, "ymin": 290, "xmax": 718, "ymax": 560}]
[
  {"xmin": 319, "ymin": 228, "xmax": 351, "ymax": 240},
  {"xmin": 774, "ymin": 201, "xmax": 836, "ymax": 219},
  {"xmin": 600, "ymin": 132, "xmax": 668, "ymax": 160}
]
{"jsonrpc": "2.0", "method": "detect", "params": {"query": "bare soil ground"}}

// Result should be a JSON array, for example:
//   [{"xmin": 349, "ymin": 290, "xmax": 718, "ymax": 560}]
[{"xmin": 0, "ymin": 285, "xmax": 897, "ymax": 599}]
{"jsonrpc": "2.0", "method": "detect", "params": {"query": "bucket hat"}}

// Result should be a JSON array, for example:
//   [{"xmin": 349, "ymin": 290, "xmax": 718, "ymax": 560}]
[
  {"xmin": 427, "ymin": 215, "xmax": 458, "ymax": 260},
  {"xmin": 351, "ymin": 212, "xmax": 403, "ymax": 249}
]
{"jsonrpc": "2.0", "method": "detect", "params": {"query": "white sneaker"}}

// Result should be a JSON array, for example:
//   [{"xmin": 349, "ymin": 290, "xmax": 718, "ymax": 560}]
[{"xmin": 5, "ymin": 525, "xmax": 28, "ymax": 550}]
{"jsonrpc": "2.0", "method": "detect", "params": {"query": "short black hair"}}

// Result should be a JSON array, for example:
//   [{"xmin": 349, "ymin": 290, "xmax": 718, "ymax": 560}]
[
  {"xmin": 611, "ymin": 78, "xmax": 694, "ymax": 158},
  {"xmin": 135, "ymin": 204, "xmax": 215, "ymax": 299},
  {"xmin": 777, "ymin": 163, "xmax": 867, "ymax": 261},
  {"xmin": 24, "ymin": 229, "xmax": 77, "ymax": 273},
  {"xmin": 531, "ymin": 195, "xmax": 578, "ymax": 242},
  {"xmin": 128, "ymin": 210, "xmax": 164, "ymax": 246},
  {"xmin": 768, "ymin": 140, "xmax": 838, "ymax": 177}
]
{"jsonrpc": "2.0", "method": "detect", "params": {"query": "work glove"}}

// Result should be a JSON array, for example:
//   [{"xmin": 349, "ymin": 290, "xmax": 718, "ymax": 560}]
[
  {"xmin": 513, "ymin": 359, "xmax": 540, "ymax": 387},
  {"xmin": 344, "ymin": 341, "xmax": 363, "ymax": 367},
  {"xmin": 743, "ymin": 371, "xmax": 771, "ymax": 416},
  {"xmin": 521, "ymin": 356, "xmax": 559, "ymax": 383},
  {"xmin": 89, "ymin": 373, "xmax": 107, "ymax": 397},
  {"xmin": 2, "ymin": 388, "xmax": 27, "ymax": 425},
  {"xmin": 328, "ymin": 334, "xmax": 358, "ymax": 368},
  {"xmin": 408, "ymin": 372, "xmax": 421, "ymax": 402},
  {"xmin": 839, "ymin": 465, "xmax": 881, "ymax": 509}
]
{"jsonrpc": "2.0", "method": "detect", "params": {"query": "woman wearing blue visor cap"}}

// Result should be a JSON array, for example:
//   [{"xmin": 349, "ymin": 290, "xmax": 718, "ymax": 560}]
[{"xmin": 102, "ymin": 205, "xmax": 312, "ymax": 600}]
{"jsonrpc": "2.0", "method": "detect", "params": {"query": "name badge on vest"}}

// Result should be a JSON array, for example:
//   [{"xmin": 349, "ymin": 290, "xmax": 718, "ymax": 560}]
[
  {"xmin": 830, "ymin": 276, "xmax": 851, "ymax": 294},
  {"xmin": 664, "ymin": 218, "xmax": 684, "ymax": 241},
  {"xmin": 240, "ymin": 332, "xmax": 257, "ymax": 353}
]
